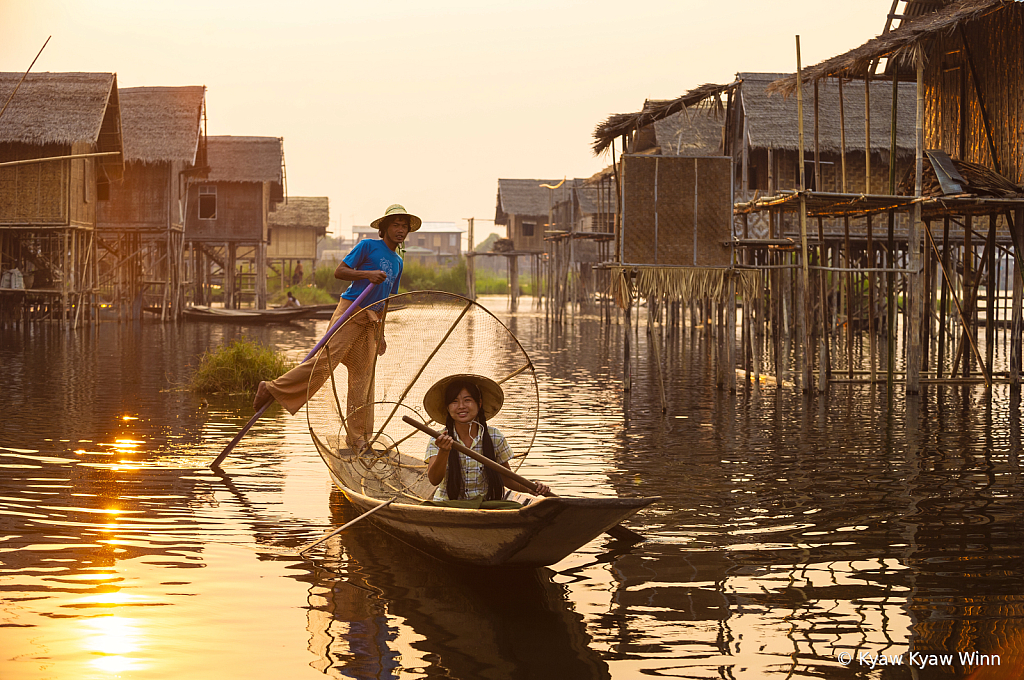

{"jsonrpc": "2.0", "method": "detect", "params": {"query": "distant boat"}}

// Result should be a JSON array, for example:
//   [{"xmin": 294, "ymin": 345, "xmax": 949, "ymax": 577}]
[{"xmin": 182, "ymin": 305, "xmax": 315, "ymax": 324}]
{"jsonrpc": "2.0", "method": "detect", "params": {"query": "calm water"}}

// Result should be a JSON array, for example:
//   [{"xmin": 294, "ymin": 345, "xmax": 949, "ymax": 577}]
[{"xmin": 2, "ymin": 295, "xmax": 1023, "ymax": 679}]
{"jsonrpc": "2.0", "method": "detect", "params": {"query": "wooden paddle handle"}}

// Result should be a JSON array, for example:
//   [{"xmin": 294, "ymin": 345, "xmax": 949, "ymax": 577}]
[{"xmin": 402, "ymin": 416, "xmax": 555, "ymax": 497}]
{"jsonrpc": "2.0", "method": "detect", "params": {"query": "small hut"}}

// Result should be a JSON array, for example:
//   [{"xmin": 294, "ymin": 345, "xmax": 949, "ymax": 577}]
[
  {"xmin": 267, "ymin": 196, "xmax": 328, "ymax": 291},
  {"xmin": 96, "ymin": 85, "xmax": 207, "ymax": 320},
  {"xmin": 184, "ymin": 135, "xmax": 285, "ymax": 309},
  {"xmin": 0, "ymin": 72, "xmax": 124, "ymax": 326}
]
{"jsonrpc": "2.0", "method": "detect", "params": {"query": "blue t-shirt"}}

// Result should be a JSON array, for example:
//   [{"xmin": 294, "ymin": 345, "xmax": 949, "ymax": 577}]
[{"xmin": 340, "ymin": 239, "xmax": 403, "ymax": 309}]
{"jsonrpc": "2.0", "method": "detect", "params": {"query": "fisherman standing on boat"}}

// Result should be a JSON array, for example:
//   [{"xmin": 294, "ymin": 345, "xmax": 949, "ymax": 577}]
[
  {"xmin": 254, "ymin": 204, "xmax": 419, "ymax": 444},
  {"xmin": 424, "ymin": 374, "xmax": 550, "ymax": 503}
]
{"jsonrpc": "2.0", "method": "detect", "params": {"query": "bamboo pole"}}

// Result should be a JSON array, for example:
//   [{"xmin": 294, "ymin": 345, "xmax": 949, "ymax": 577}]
[
  {"xmin": 887, "ymin": 75, "xmax": 899, "ymax": 388},
  {"xmin": 1014, "ymin": 206, "xmax": 1024, "ymax": 387},
  {"xmin": 624, "ymin": 276, "xmax": 632, "ymax": 393},
  {"xmin": 865, "ymin": 76, "xmax": 877, "ymax": 383},
  {"xmin": 1013, "ymin": 235, "xmax": 1023, "ymax": 387},
  {"xmin": 906, "ymin": 54, "xmax": 925, "ymax": 394},
  {"xmin": 647, "ymin": 305, "xmax": 667, "ymax": 412},
  {"xmin": 465, "ymin": 217, "xmax": 476, "ymax": 301},
  {"xmin": 796, "ymin": 36, "xmax": 814, "ymax": 392},
  {"xmin": 986, "ymin": 215, "xmax": 996, "ymax": 378},
  {"xmin": 0, "ymin": 36, "xmax": 51, "ymax": 122},
  {"xmin": 727, "ymin": 275, "xmax": 737, "ymax": 393},
  {"xmin": 939, "ymin": 217, "xmax": 950, "ymax": 375},
  {"xmin": 963, "ymin": 219, "xmax": 973, "ymax": 378},
  {"xmin": 924, "ymin": 223, "xmax": 989, "ymax": 386},
  {"xmin": 839, "ymin": 78, "xmax": 854, "ymax": 379}
]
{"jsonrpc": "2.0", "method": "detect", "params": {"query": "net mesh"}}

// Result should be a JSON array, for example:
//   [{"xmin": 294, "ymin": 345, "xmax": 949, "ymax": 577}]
[{"xmin": 306, "ymin": 291, "xmax": 539, "ymax": 502}]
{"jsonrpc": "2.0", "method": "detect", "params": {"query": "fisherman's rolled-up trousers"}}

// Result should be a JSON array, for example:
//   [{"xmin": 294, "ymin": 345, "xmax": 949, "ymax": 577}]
[{"xmin": 265, "ymin": 298, "xmax": 381, "ymax": 440}]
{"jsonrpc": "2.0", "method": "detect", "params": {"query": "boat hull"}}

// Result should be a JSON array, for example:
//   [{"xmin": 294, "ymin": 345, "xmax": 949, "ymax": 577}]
[
  {"xmin": 326, "ymin": 467, "xmax": 655, "ymax": 567},
  {"xmin": 183, "ymin": 305, "xmax": 314, "ymax": 324}
]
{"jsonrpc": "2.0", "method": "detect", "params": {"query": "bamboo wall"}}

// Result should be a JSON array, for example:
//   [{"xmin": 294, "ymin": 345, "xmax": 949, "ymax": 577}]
[
  {"xmin": 96, "ymin": 161, "xmax": 175, "ymax": 230},
  {"xmin": 0, "ymin": 143, "xmax": 69, "ymax": 224},
  {"xmin": 925, "ymin": 5, "xmax": 1024, "ymax": 183}
]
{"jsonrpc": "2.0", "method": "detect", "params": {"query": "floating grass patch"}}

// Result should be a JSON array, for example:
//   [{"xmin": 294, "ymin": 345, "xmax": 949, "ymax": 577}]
[{"xmin": 189, "ymin": 339, "xmax": 291, "ymax": 395}]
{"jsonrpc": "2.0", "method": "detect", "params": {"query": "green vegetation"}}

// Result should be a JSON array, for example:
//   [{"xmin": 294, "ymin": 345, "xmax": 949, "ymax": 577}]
[
  {"xmin": 397, "ymin": 258, "xmax": 522, "ymax": 296},
  {"xmin": 313, "ymin": 264, "xmax": 346, "ymax": 295},
  {"xmin": 189, "ymin": 339, "xmax": 291, "ymax": 395},
  {"xmin": 260, "ymin": 253, "xmax": 525, "ymax": 299},
  {"xmin": 400, "ymin": 259, "xmax": 469, "ymax": 294}
]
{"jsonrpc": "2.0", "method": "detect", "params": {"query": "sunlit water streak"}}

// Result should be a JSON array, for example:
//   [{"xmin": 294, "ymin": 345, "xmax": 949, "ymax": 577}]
[{"xmin": 1, "ymin": 295, "xmax": 1023, "ymax": 679}]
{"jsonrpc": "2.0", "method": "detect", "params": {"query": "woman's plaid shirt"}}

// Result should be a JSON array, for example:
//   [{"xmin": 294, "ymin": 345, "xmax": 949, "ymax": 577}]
[{"xmin": 425, "ymin": 423, "xmax": 512, "ymax": 501}]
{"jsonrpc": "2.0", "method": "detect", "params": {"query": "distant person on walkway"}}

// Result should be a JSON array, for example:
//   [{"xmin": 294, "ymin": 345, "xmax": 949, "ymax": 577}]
[
  {"xmin": 292, "ymin": 261, "xmax": 304, "ymax": 285},
  {"xmin": 424, "ymin": 374, "xmax": 550, "ymax": 503},
  {"xmin": 254, "ymin": 204, "xmax": 420, "ymax": 447}
]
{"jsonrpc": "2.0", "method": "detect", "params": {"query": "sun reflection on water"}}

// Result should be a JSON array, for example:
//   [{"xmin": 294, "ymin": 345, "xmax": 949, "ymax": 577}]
[{"xmin": 83, "ymin": 615, "xmax": 142, "ymax": 673}]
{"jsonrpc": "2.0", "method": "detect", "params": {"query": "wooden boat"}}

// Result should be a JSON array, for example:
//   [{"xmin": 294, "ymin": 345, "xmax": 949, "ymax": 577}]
[
  {"xmin": 315, "ymin": 442, "xmax": 656, "ymax": 568},
  {"xmin": 303, "ymin": 291, "xmax": 656, "ymax": 567},
  {"xmin": 182, "ymin": 305, "xmax": 315, "ymax": 324}
]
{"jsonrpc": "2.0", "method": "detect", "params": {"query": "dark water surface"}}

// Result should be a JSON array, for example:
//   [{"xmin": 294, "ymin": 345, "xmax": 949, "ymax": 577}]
[{"xmin": 2, "ymin": 296, "xmax": 1023, "ymax": 679}]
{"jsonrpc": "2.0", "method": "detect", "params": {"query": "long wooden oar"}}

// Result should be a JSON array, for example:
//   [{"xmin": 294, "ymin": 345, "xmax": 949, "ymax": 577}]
[
  {"xmin": 297, "ymin": 495, "xmax": 398, "ymax": 555},
  {"xmin": 210, "ymin": 283, "xmax": 378, "ymax": 470},
  {"xmin": 402, "ymin": 416, "xmax": 645, "ymax": 543}
]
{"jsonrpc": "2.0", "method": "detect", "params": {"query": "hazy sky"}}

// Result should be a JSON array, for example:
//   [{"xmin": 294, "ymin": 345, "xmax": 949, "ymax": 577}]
[{"xmin": 4, "ymin": 0, "xmax": 892, "ymax": 243}]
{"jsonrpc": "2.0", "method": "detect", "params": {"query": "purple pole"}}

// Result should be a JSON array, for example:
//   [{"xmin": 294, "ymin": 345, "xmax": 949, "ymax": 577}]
[{"xmin": 210, "ymin": 283, "xmax": 378, "ymax": 469}]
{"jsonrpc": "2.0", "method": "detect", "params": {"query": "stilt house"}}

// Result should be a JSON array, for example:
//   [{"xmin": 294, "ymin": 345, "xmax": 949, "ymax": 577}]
[
  {"xmin": 0, "ymin": 72, "xmax": 124, "ymax": 325},
  {"xmin": 266, "ymin": 196, "xmax": 328, "ymax": 291},
  {"xmin": 184, "ymin": 135, "xmax": 284, "ymax": 309},
  {"xmin": 96, "ymin": 85, "xmax": 207, "ymax": 320},
  {"xmin": 746, "ymin": 0, "xmax": 1024, "ymax": 391}
]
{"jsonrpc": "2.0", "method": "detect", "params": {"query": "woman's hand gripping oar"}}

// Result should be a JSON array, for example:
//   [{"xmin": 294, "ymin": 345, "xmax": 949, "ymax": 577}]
[
  {"xmin": 402, "ymin": 416, "xmax": 645, "ymax": 543},
  {"xmin": 210, "ymin": 283, "xmax": 378, "ymax": 470}
]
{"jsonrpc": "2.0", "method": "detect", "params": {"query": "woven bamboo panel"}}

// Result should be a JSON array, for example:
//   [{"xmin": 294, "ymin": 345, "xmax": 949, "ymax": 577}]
[
  {"xmin": 0, "ymin": 143, "xmax": 69, "ymax": 225},
  {"xmin": 621, "ymin": 155, "xmax": 732, "ymax": 267}
]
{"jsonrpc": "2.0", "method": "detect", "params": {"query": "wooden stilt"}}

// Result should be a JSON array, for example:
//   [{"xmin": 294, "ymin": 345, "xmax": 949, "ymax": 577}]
[{"xmin": 795, "ymin": 36, "xmax": 814, "ymax": 393}]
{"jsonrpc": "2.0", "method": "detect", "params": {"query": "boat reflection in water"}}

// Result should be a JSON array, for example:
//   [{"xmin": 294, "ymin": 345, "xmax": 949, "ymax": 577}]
[{"xmin": 302, "ymin": 489, "xmax": 611, "ymax": 680}]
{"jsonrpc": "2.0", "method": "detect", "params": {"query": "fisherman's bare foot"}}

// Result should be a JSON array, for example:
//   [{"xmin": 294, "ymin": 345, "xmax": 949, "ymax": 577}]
[{"xmin": 253, "ymin": 381, "xmax": 274, "ymax": 411}]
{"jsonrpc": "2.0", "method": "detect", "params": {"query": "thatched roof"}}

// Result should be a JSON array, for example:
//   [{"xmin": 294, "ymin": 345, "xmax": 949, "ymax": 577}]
[
  {"xmin": 268, "ymin": 196, "xmax": 328, "ymax": 232},
  {"xmin": 0, "ymin": 72, "xmax": 123, "ymax": 179},
  {"xmin": 495, "ymin": 178, "xmax": 571, "ymax": 223},
  {"xmin": 206, "ymin": 135, "xmax": 283, "ymax": 183},
  {"xmin": 118, "ymin": 86, "xmax": 205, "ymax": 164},
  {"xmin": 0, "ymin": 72, "xmax": 120, "ymax": 146},
  {"xmin": 592, "ymin": 82, "xmax": 735, "ymax": 155},
  {"xmin": 740, "ymin": 72, "xmax": 917, "ymax": 156},
  {"xmin": 769, "ymin": 0, "xmax": 1009, "ymax": 94},
  {"xmin": 654, "ymin": 108, "xmax": 724, "ymax": 156}
]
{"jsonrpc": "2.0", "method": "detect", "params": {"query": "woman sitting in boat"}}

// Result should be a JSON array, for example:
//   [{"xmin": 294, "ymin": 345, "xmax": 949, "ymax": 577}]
[{"xmin": 424, "ymin": 374, "xmax": 550, "ymax": 505}]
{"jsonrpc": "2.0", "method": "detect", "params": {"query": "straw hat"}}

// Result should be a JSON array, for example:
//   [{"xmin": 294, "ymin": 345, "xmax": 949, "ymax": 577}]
[
  {"xmin": 423, "ymin": 374, "xmax": 504, "ymax": 424},
  {"xmin": 371, "ymin": 204, "xmax": 421, "ymax": 232}
]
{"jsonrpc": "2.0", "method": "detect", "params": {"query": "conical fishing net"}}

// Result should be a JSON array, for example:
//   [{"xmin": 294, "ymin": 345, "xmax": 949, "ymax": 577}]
[{"xmin": 306, "ymin": 291, "xmax": 539, "ymax": 502}]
